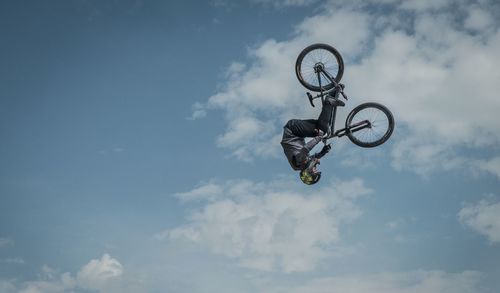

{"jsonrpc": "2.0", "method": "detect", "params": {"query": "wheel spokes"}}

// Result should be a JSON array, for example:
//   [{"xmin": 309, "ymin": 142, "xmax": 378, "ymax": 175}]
[
  {"xmin": 300, "ymin": 48, "xmax": 339, "ymax": 87},
  {"xmin": 350, "ymin": 107, "xmax": 390, "ymax": 143}
]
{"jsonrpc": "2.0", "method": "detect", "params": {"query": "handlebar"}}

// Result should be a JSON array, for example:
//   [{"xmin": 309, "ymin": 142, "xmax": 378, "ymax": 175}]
[
  {"xmin": 306, "ymin": 67, "xmax": 348, "ymax": 107},
  {"xmin": 336, "ymin": 83, "xmax": 347, "ymax": 100},
  {"xmin": 307, "ymin": 83, "xmax": 347, "ymax": 105},
  {"xmin": 341, "ymin": 91, "xmax": 348, "ymax": 100}
]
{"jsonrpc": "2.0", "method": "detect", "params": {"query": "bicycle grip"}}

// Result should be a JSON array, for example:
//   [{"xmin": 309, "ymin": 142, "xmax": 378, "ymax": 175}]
[{"xmin": 307, "ymin": 92, "xmax": 315, "ymax": 107}]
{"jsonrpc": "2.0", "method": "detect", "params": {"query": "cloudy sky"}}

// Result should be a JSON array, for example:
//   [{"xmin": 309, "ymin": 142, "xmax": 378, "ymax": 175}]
[{"xmin": 1, "ymin": 0, "xmax": 500, "ymax": 292}]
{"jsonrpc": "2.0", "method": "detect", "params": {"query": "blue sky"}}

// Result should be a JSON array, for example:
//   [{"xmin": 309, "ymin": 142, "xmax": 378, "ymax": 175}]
[{"xmin": 1, "ymin": 0, "xmax": 500, "ymax": 292}]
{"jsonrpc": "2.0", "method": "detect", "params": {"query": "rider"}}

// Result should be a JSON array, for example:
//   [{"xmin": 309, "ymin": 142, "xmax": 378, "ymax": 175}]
[{"xmin": 281, "ymin": 88, "xmax": 345, "ymax": 185}]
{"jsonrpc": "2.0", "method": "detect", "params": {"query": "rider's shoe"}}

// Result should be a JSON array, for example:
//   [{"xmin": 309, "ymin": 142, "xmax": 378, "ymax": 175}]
[{"xmin": 325, "ymin": 96, "xmax": 345, "ymax": 107}]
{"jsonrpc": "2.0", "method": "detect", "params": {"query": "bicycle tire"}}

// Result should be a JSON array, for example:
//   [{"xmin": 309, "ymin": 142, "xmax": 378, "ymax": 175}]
[
  {"xmin": 345, "ymin": 102, "xmax": 394, "ymax": 148},
  {"xmin": 295, "ymin": 43, "xmax": 344, "ymax": 92}
]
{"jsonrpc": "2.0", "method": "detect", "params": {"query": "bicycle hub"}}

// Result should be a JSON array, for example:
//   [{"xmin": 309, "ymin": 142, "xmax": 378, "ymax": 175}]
[{"xmin": 314, "ymin": 62, "xmax": 325, "ymax": 73}]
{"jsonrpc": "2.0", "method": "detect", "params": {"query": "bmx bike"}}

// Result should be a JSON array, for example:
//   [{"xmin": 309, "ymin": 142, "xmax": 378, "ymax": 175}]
[{"xmin": 295, "ymin": 43, "xmax": 394, "ymax": 148}]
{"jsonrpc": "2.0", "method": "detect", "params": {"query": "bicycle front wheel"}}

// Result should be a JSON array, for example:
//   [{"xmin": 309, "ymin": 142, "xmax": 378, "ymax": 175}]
[
  {"xmin": 295, "ymin": 43, "xmax": 344, "ymax": 92},
  {"xmin": 346, "ymin": 102, "xmax": 394, "ymax": 148}
]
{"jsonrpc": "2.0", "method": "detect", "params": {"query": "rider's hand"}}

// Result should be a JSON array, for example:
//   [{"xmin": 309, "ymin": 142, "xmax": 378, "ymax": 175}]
[{"xmin": 321, "ymin": 144, "xmax": 332, "ymax": 154}]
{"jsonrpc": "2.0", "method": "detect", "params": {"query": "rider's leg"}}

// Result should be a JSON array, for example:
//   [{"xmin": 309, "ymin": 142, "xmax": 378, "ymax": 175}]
[
  {"xmin": 285, "ymin": 119, "xmax": 318, "ymax": 138},
  {"xmin": 316, "ymin": 101, "xmax": 335, "ymax": 134}
]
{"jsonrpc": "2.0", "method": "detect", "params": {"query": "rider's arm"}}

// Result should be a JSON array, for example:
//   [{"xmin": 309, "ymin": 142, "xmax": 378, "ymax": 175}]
[
  {"xmin": 312, "ymin": 151, "xmax": 325, "ymax": 159},
  {"xmin": 313, "ymin": 144, "xmax": 331, "ymax": 159},
  {"xmin": 296, "ymin": 136, "xmax": 322, "ymax": 163}
]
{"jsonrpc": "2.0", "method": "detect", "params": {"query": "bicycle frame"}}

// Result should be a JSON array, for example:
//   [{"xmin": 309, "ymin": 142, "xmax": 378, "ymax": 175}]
[{"xmin": 311, "ymin": 65, "xmax": 372, "ymax": 140}]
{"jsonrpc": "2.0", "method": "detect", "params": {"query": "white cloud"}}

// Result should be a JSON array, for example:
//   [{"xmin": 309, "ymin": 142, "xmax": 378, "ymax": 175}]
[
  {"xmin": 0, "ymin": 237, "xmax": 12, "ymax": 248},
  {"xmin": 459, "ymin": 198, "xmax": 500, "ymax": 243},
  {"xmin": 195, "ymin": 0, "xmax": 500, "ymax": 177},
  {"xmin": 399, "ymin": 0, "xmax": 452, "ymax": 11},
  {"xmin": 18, "ymin": 267, "xmax": 75, "ymax": 293},
  {"xmin": 4, "ymin": 254, "xmax": 123, "ymax": 293},
  {"xmin": 391, "ymin": 137, "xmax": 467, "ymax": 176},
  {"xmin": 175, "ymin": 179, "xmax": 225, "ymax": 202},
  {"xmin": 166, "ymin": 177, "xmax": 371, "ymax": 272},
  {"xmin": 465, "ymin": 6, "xmax": 495, "ymax": 31},
  {"xmin": 264, "ymin": 270, "xmax": 485, "ymax": 293},
  {"xmin": 0, "ymin": 280, "xmax": 16, "ymax": 293},
  {"xmin": 251, "ymin": 0, "xmax": 319, "ymax": 7},
  {"xmin": 1, "ymin": 258, "xmax": 25, "ymax": 264},
  {"xmin": 386, "ymin": 218, "xmax": 405, "ymax": 231},
  {"xmin": 77, "ymin": 254, "xmax": 124, "ymax": 290},
  {"xmin": 210, "ymin": 0, "xmax": 319, "ymax": 9},
  {"xmin": 187, "ymin": 102, "xmax": 208, "ymax": 120},
  {"xmin": 473, "ymin": 156, "xmax": 500, "ymax": 180}
]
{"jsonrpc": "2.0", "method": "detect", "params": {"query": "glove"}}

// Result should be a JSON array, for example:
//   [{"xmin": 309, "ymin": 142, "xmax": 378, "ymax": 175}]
[
  {"xmin": 321, "ymin": 144, "xmax": 332, "ymax": 154},
  {"xmin": 313, "ymin": 144, "xmax": 331, "ymax": 159},
  {"xmin": 317, "ymin": 144, "xmax": 330, "ymax": 157}
]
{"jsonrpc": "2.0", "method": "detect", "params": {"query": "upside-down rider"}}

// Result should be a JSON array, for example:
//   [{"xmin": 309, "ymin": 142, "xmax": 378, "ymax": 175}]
[{"xmin": 281, "ymin": 86, "xmax": 345, "ymax": 185}]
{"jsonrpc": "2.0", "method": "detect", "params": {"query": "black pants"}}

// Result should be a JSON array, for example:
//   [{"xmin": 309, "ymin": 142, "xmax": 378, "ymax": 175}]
[{"xmin": 285, "ymin": 102, "xmax": 334, "ymax": 137}]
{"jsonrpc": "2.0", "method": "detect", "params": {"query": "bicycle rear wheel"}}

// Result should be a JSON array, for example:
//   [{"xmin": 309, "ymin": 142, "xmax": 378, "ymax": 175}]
[
  {"xmin": 346, "ymin": 102, "xmax": 394, "ymax": 148},
  {"xmin": 295, "ymin": 43, "xmax": 344, "ymax": 92}
]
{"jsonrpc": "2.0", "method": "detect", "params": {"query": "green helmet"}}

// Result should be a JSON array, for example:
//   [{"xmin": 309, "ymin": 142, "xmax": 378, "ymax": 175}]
[{"xmin": 299, "ymin": 159, "xmax": 321, "ymax": 185}]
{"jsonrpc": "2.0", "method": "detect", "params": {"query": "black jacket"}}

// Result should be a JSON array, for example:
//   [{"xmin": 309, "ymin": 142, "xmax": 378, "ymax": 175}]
[{"xmin": 280, "ymin": 126, "xmax": 322, "ymax": 170}]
